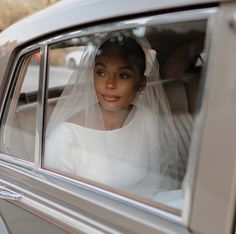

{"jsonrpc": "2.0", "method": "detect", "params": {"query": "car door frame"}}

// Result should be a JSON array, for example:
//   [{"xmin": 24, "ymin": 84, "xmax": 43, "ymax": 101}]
[{"xmin": 188, "ymin": 2, "xmax": 236, "ymax": 234}]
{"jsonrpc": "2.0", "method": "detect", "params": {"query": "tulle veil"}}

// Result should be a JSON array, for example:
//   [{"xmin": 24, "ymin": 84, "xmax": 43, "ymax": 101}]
[{"xmin": 45, "ymin": 30, "xmax": 181, "ymax": 198}]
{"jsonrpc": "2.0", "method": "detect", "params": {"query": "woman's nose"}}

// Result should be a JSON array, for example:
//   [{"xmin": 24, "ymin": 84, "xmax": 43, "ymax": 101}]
[{"xmin": 106, "ymin": 75, "xmax": 117, "ymax": 89}]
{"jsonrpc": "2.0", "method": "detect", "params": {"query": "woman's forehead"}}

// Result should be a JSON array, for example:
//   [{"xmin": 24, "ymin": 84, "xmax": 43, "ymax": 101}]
[
  {"xmin": 97, "ymin": 44, "xmax": 129, "ymax": 56},
  {"xmin": 95, "ymin": 51, "xmax": 139, "ymax": 70},
  {"xmin": 96, "ymin": 45, "xmax": 137, "ymax": 63},
  {"xmin": 95, "ymin": 42, "xmax": 145, "ymax": 75}
]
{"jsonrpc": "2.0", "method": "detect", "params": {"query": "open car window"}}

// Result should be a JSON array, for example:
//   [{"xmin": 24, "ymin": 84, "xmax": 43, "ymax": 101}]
[{"xmin": 42, "ymin": 18, "xmax": 207, "ymax": 214}]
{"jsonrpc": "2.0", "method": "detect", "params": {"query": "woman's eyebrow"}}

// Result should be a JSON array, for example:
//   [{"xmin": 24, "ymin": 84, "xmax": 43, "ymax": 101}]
[
  {"xmin": 119, "ymin": 66, "xmax": 135, "ymax": 71},
  {"xmin": 95, "ymin": 63, "xmax": 135, "ymax": 72},
  {"xmin": 95, "ymin": 62, "xmax": 106, "ymax": 67}
]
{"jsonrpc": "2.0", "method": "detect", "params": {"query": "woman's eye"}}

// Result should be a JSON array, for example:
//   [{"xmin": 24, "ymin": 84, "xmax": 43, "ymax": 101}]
[
  {"xmin": 119, "ymin": 73, "xmax": 130, "ymax": 79},
  {"xmin": 95, "ymin": 70, "xmax": 106, "ymax": 77}
]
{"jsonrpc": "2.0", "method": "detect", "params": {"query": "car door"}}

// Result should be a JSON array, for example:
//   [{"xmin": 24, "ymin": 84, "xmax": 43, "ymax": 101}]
[{"xmin": 0, "ymin": 3, "xmax": 236, "ymax": 234}]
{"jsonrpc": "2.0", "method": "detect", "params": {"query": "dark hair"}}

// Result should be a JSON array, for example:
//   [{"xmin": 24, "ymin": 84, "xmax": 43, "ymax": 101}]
[{"xmin": 96, "ymin": 36, "xmax": 146, "ymax": 76}]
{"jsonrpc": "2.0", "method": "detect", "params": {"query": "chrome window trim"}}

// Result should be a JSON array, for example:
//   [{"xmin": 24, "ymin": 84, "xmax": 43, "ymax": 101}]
[
  {"xmin": 34, "ymin": 44, "xmax": 47, "ymax": 169},
  {"xmin": 0, "ymin": 6, "xmax": 217, "ymax": 230},
  {"xmin": 0, "ymin": 153, "xmax": 35, "ymax": 169}
]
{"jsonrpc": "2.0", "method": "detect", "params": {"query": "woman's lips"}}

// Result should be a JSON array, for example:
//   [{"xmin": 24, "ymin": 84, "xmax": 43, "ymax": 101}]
[{"xmin": 102, "ymin": 94, "xmax": 120, "ymax": 102}]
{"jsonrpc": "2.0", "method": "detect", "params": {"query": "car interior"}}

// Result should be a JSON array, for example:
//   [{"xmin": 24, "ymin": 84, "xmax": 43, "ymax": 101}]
[{"xmin": 1, "ymin": 21, "xmax": 207, "ymax": 189}]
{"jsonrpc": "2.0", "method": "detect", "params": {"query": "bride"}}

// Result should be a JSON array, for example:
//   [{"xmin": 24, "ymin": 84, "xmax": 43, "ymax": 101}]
[{"xmin": 44, "ymin": 32, "xmax": 180, "ymax": 199}]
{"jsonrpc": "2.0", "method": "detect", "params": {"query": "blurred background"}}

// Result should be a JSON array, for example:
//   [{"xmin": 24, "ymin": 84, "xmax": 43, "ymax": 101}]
[{"xmin": 0, "ymin": 0, "xmax": 59, "ymax": 31}]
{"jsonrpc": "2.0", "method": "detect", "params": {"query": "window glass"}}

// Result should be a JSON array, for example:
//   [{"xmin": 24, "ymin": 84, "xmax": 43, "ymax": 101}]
[
  {"xmin": 0, "ymin": 51, "xmax": 40, "ymax": 162},
  {"xmin": 44, "ymin": 20, "xmax": 207, "ymax": 212},
  {"xmin": 48, "ymin": 46, "xmax": 81, "ymax": 88}
]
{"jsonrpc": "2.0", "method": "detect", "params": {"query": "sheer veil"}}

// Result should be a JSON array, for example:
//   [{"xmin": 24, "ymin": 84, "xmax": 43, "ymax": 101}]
[{"xmin": 45, "ymin": 31, "xmax": 180, "ymax": 197}]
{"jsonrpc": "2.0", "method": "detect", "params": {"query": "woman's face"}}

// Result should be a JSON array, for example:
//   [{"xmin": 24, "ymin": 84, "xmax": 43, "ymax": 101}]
[{"xmin": 94, "ymin": 47, "xmax": 144, "ymax": 112}]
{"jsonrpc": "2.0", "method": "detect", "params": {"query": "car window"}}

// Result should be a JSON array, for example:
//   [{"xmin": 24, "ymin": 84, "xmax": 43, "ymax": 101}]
[
  {"xmin": 47, "ymin": 46, "xmax": 82, "ymax": 89},
  {"xmin": 0, "ymin": 51, "xmax": 40, "ymax": 162},
  {"xmin": 42, "ymin": 18, "xmax": 207, "ymax": 213}
]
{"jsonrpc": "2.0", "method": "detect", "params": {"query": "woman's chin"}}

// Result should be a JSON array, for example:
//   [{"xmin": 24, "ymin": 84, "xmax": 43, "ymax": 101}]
[
  {"xmin": 101, "ymin": 105, "xmax": 122, "ymax": 112},
  {"xmin": 99, "ymin": 102, "xmax": 126, "ymax": 113}
]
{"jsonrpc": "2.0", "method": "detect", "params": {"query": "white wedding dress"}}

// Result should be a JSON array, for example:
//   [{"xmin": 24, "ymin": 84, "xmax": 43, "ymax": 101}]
[{"xmin": 45, "ymin": 106, "xmax": 176, "ymax": 198}]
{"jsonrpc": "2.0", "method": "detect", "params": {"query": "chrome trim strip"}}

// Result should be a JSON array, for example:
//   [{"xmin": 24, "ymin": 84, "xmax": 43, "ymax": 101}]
[
  {"xmin": 0, "ymin": 153, "xmax": 34, "ymax": 169},
  {"xmin": 0, "ymin": 185, "xmax": 22, "ymax": 200},
  {"xmin": 34, "ymin": 45, "xmax": 48, "ymax": 169}
]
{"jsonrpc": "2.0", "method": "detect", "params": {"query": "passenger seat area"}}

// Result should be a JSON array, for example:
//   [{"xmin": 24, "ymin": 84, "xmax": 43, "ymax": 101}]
[
  {"xmin": 163, "ymin": 75, "xmax": 200, "ymax": 184},
  {"xmin": 151, "ymin": 29, "xmax": 205, "ymax": 185}
]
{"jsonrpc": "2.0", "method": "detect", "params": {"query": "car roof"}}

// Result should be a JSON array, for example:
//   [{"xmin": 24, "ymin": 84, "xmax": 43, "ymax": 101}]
[{"xmin": 0, "ymin": 0, "xmax": 229, "ymax": 47}]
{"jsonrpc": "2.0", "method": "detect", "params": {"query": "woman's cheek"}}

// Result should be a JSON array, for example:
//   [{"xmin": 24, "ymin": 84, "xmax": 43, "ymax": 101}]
[{"xmin": 94, "ymin": 78, "xmax": 103, "ymax": 92}]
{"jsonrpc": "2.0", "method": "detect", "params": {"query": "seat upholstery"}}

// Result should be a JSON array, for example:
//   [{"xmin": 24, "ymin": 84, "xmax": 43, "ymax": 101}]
[{"xmin": 163, "ymin": 75, "xmax": 199, "ymax": 184}]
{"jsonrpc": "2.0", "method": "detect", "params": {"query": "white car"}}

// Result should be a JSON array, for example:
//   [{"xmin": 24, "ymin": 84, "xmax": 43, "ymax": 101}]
[{"xmin": 0, "ymin": 0, "xmax": 236, "ymax": 233}]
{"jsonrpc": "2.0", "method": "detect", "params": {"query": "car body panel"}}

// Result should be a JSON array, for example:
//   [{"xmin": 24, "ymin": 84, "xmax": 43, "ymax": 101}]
[
  {"xmin": 0, "ymin": 0, "xmax": 221, "ymax": 45},
  {"xmin": 189, "ymin": 3, "xmax": 236, "ymax": 233}
]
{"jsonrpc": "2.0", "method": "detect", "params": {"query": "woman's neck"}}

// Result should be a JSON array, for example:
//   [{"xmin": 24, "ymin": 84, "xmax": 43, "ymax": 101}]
[{"xmin": 101, "ymin": 105, "xmax": 133, "ymax": 130}]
